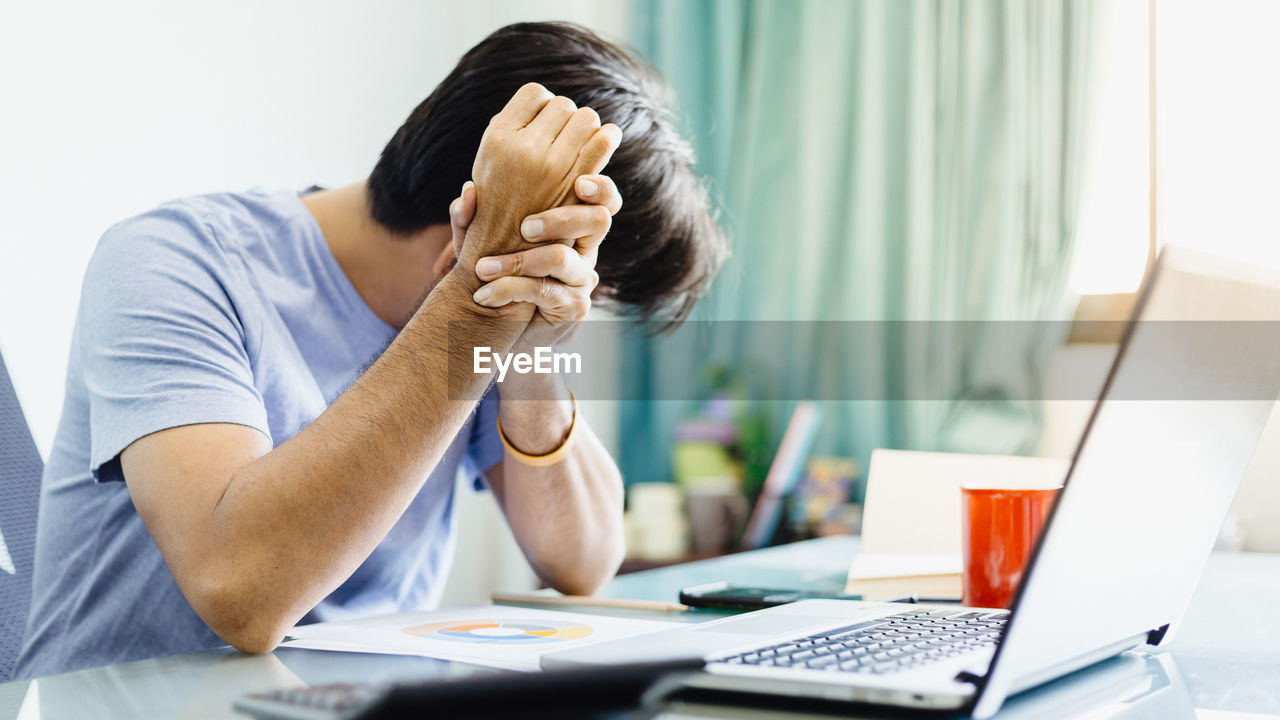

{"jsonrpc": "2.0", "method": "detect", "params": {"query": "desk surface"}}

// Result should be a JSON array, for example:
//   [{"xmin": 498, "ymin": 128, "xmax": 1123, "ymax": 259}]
[{"xmin": 1, "ymin": 536, "xmax": 1277, "ymax": 719}]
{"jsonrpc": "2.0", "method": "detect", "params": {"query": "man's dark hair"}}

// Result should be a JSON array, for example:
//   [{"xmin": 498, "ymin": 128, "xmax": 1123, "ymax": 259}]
[{"xmin": 368, "ymin": 22, "xmax": 726, "ymax": 329}]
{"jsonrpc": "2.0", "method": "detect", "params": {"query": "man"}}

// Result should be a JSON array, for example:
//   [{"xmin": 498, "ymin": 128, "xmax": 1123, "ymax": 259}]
[{"xmin": 18, "ymin": 22, "xmax": 725, "ymax": 677}]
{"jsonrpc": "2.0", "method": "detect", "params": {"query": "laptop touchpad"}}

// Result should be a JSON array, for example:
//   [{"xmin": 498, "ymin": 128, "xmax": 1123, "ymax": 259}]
[{"xmin": 691, "ymin": 615, "xmax": 845, "ymax": 636}]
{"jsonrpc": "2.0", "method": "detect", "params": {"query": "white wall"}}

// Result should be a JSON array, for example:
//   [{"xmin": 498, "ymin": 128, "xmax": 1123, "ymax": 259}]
[
  {"xmin": 1156, "ymin": 0, "xmax": 1280, "ymax": 268},
  {"xmin": 0, "ymin": 0, "xmax": 631, "ymax": 603}
]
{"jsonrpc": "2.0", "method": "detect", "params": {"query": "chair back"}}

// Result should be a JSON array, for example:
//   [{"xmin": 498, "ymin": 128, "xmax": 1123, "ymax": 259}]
[{"xmin": 0, "ymin": 349, "xmax": 43, "ymax": 682}]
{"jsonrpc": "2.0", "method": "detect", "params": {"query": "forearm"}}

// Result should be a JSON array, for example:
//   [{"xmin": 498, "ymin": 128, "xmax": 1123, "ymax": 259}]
[
  {"xmin": 494, "ymin": 375, "xmax": 625, "ymax": 595},
  {"xmin": 195, "ymin": 274, "xmax": 529, "ymax": 648}
]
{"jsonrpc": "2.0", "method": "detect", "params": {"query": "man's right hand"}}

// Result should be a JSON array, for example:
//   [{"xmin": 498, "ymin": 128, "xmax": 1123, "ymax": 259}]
[{"xmin": 455, "ymin": 83, "xmax": 621, "ymax": 286}]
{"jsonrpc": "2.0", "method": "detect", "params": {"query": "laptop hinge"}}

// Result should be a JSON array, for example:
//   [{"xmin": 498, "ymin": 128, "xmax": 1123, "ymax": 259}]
[{"xmin": 1145, "ymin": 624, "xmax": 1171, "ymax": 646}]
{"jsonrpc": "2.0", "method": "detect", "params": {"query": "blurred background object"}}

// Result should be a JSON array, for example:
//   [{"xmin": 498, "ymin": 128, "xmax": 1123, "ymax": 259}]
[
  {"xmin": 624, "ymin": 483, "xmax": 689, "ymax": 562},
  {"xmin": 741, "ymin": 402, "xmax": 822, "ymax": 549},
  {"xmin": 788, "ymin": 456, "xmax": 861, "ymax": 540},
  {"xmin": 687, "ymin": 485, "xmax": 748, "ymax": 555}
]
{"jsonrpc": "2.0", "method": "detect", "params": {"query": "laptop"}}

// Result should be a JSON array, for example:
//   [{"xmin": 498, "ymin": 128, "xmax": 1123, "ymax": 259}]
[{"xmin": 543, "ymin": 246, "xmax": 1280, "ymax": 718}]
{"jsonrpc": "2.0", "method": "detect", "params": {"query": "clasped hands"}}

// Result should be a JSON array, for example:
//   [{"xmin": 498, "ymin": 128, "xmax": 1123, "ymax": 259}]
[{"xmin": 450, "ymin": 83, "xmax": 623, "ymax": 348}]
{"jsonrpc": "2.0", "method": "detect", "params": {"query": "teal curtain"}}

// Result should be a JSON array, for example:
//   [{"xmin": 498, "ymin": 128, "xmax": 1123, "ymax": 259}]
[{"xmin": 620, "ymin": 0, "xmax": 1094, "ymax": 488}]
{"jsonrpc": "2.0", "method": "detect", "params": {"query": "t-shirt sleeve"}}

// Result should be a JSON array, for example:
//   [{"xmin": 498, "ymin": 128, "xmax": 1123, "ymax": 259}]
[
  {"xmin": 79, "ymin": 209, "xmax": 270, "ymax": 482},
  {"xmin": 462, "ymin": 389, "xmax": 504, "ymax": 491}
]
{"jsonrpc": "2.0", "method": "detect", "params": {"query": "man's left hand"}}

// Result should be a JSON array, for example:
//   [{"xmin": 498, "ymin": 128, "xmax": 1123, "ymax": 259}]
[
  {"xmin": 451, "ymin": 169, "xmax": 627, "ymax": 597},
  {"xmin": 449, "ymin": 173, "xmax": 622, "ymax": 348}
]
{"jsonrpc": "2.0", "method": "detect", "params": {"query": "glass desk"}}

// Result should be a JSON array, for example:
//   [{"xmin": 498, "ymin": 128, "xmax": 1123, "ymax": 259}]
[{"xmin": 2, "ymin": 536, "xmax": 1277, "ymax": 719}]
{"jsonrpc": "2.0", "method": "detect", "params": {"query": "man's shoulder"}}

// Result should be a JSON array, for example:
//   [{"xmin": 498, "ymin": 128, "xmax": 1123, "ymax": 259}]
[
  {"xmin": 98, "ymin": 188, "xmax": 298, "ymax": 258},
  {"xmin": 77, "ymin": 189, "xmax": 303, "ymax": 324},
  {"xmin": 88, "ymin": 188, "xmax": 305, "ymax": 280}
]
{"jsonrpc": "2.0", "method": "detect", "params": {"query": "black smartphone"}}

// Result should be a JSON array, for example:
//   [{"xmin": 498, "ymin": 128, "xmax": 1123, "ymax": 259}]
[{"xmin": 678, "ymin": 581, "xmax": 863, "ymax": 611}]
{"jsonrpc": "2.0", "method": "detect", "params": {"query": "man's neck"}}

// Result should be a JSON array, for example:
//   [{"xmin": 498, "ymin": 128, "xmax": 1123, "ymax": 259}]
[{"xmin": 301, "ymin": 181, "xmax": 450, "ymax": 329}]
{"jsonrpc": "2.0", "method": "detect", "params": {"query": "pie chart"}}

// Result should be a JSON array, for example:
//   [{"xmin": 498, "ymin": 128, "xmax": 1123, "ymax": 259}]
[{"xmin": 402, "ymin": 618, "xmax": 595, "ymax": 644}]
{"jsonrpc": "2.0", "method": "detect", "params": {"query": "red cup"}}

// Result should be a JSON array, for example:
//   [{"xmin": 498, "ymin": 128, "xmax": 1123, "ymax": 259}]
[{"xmin": 961, "ymin": 485, "xmax": 1061, "ymax": 608}]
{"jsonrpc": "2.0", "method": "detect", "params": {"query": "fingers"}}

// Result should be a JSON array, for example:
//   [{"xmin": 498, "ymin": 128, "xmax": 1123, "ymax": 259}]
[
  {"xmin": 525, "ymin": 95, "xmax": 578, "ymax": 144},
  {"xmin": 460, "ymin": 182, "xmax": 476, "ymax": 224},
  {"xmin": 551, "ymin": 106, "xmax": 602, "ymax": 156},
  {"xmin": 515, "ymin": 175, "xmax": 618, "ymax": 259},
  {"xmin": 473, "ymin": 276, "xmax": 591, "ymax": 322},
  {"xmin": 474, "ymin": 276, "xmax": 566, "ymax": 309},
  {"xmin": 490, "ymin": 82, "xmax": 554, "ymax": 130},
  {"xmin": 448, "ymin": 181, "xmax": 477, "ymax": 249},
  {"xmin": 574, "ymin": 174, "xmax": 622, "ymax": 215},
  {"xmin": 520, "ymin": 204, "xmax": 612, "ymax": 257},
  {"xmin": 476, "ymin": 244, "xmax": 595, "ymax": 287},
  {"xmin": 574, "ymin": 123, "xmax": 623, "ymax": 177}
]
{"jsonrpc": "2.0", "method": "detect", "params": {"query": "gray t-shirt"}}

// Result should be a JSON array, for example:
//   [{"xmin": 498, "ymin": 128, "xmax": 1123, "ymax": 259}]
[{"xmin": 17, "ymin": 189, "xmax": 503, "ymax": 678}]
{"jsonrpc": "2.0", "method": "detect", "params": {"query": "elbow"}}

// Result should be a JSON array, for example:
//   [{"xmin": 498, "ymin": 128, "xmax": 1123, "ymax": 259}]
[
  {"xmin": 552, "ymin": 570, "xmax": 616, "ymax": 598},
  {"xmin": 219, "ymin": 622, "xmax": 287, "ymax": 656},
  {"xmin": 188, "ymin": 574, "xmax": 293, "ymax": 655},
  {"xmin": 543, "ymin": 531, "xmax": 625, "ymax": 597}
]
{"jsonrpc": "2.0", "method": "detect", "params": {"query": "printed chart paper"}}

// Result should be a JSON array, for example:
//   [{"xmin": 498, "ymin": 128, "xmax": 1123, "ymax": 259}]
[{"xmin": 283, "ymin": 605, "xmax": 677, "ymax": 671}]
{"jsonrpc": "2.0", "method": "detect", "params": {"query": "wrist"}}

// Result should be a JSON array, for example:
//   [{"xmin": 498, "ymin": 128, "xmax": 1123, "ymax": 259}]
[
  {"xmin": 498, "ymin": 389, "xmax": 579, "ymax": 465},
  {"xmin": 439, "ymin": 259, "xmax": 486, "ymax": 300},
  {"xmin": 498, "ymin": 377, "xmax": 574, "ymax": 454},
  {"xmin": 459, "ymin": 209, "xmax": 532, "ymax": 271},
  {"xmin": 434, "ymin": 269, "xmax": 528, "ymax": 324}
]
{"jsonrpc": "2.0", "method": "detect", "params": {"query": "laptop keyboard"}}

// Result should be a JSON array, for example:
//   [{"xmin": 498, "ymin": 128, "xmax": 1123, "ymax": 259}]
[{"xmin": 712, "ymin": 609, "xmax": 1008, "ymax": 675}]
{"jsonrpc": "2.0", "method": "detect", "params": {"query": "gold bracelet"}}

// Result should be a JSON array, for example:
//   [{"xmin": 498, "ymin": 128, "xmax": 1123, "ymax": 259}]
[{"xmin": 497, "ymin": 390, "xmax": 579, "ymax": 467}]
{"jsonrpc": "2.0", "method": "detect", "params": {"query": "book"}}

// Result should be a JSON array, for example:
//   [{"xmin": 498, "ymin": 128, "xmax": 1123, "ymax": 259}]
[
  {"xmin": 843, "ymin": 552, "xmax": 962, "ymax": 601},
  {"xmin": 741, "ymin": 402, "xmax": 822, "ymax": 549}
]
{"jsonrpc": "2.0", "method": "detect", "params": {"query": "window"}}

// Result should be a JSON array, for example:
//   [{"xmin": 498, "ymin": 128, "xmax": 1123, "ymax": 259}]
[{"xmin": 1067, "ymin": 0, "xmax": 1279, "ymax": 336}]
